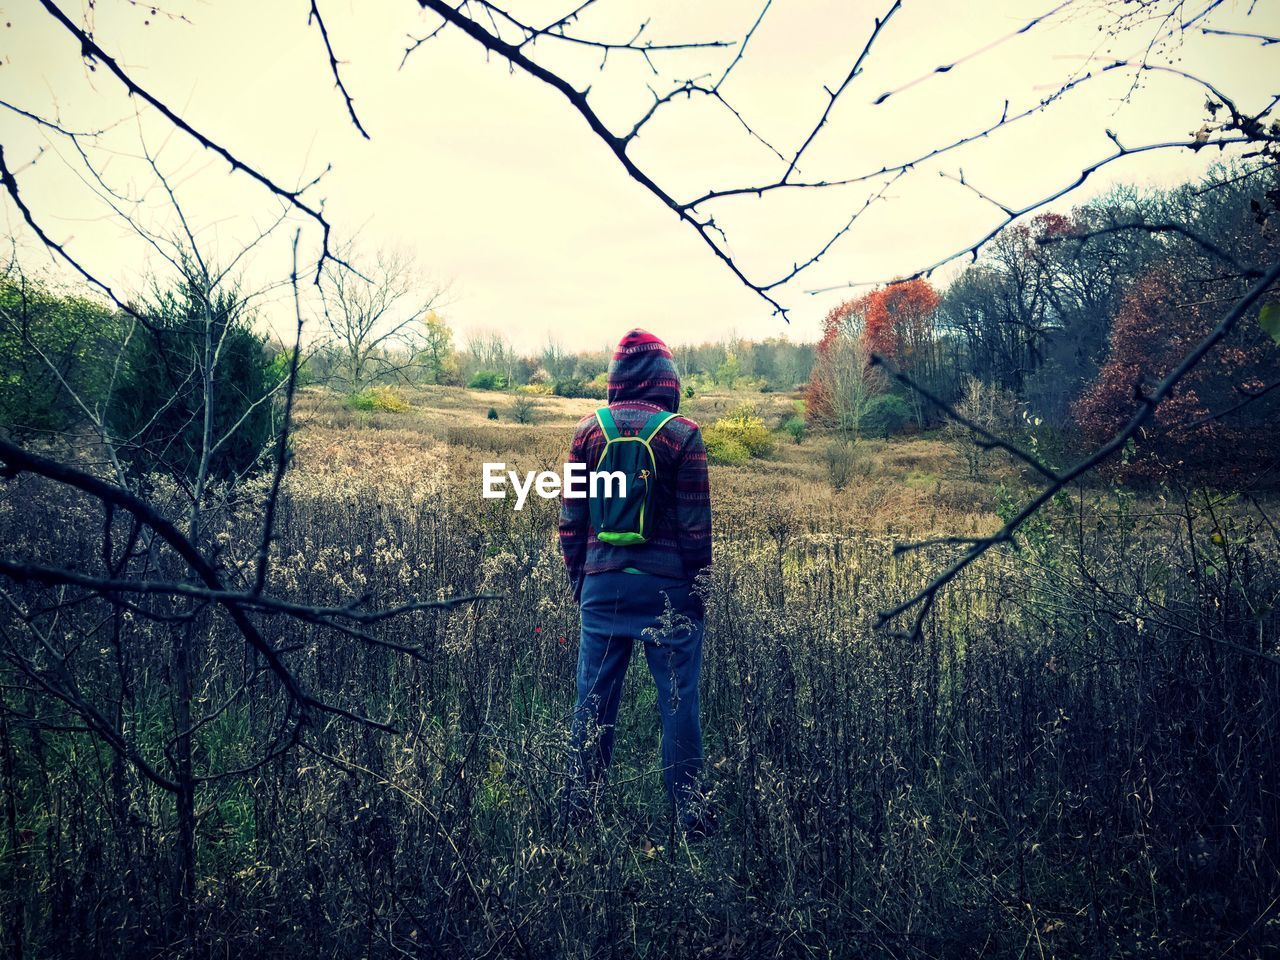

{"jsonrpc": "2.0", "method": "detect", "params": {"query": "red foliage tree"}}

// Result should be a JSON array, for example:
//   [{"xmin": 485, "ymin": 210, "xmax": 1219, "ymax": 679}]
[
  {"xmin": 858, "ymin": 278, "xmax": 940, "ymax": 366},
  {"xmin": 1030, "ymin": 211, "xmax": 1073, "ymax": 240},
  {"xmin": 1073, "ymin": 266, "xmax": 1280, "ymax": 481},
  {"xmin": 859, "ymin": 292, "xmax": 899, "ymax": 363},
  {"xmin": 806, "ymin": 280, "xmax": 941, "ymax": 425}
]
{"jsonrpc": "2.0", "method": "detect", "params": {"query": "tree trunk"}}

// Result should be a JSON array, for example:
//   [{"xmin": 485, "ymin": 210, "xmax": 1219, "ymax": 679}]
[
  {"xmin": 1, "ymin": 708, "xmax": 24, "ymax": 960},
  {"xmin": 172, "ymin": 618, "xmax": 197, "ymax": 938}
]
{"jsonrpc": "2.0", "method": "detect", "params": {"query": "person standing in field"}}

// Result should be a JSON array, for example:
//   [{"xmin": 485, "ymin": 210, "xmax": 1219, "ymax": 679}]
[{"xmin": 558, "ymin": 328, "xmax": 713, "ymax": 835}]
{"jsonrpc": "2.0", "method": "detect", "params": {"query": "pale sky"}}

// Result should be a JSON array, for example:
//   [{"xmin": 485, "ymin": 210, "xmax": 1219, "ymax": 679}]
[{"xmin": 2, "ymin": 0, "xmax": 1277, "ymax": 351}]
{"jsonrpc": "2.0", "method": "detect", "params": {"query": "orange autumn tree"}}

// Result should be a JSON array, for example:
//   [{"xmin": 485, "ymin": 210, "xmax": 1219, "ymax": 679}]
[
  {"xmin": 859, "ymin": 278, "xmax": 941, "ymax": 368},
  {"xmin": 806, "ymin": 278, "xmax": 940, "ymax": 435}
]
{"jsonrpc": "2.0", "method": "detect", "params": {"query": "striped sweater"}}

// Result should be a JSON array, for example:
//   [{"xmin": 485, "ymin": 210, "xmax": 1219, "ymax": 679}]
[{"xmin": 558, "ymin": 330, "xmax": 712, "ymax": 598}]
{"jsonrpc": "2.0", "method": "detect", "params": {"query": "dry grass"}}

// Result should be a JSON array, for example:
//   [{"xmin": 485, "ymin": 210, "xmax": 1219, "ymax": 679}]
[
  {"xmin": 293, "ymin": 386, "xmax": 1008, "ymax": 542},
  {"xmin": 3, "ymin": 383, "xmax": 1277, "ymax": 959}
]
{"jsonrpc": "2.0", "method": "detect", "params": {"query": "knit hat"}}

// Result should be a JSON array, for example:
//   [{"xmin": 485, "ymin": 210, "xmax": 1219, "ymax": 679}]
[{"xmin": 606, "ymin": 329, "xmax": 681, "ymax": 412}]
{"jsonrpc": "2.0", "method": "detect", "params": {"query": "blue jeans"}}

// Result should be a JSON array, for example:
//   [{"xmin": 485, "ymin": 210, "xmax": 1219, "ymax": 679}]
[{"xmin": 570, "ymin": 570, "xmax": 705, "ymax": 819}]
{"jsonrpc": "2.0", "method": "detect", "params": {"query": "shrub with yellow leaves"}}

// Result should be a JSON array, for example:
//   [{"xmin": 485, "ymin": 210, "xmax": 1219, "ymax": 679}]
[{"xmin": 347, "ymin": 385, "xmax": 411, "ymax": 413}]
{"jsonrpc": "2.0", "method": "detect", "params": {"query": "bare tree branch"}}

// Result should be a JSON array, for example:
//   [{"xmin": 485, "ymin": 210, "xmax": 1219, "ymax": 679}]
[
  {"xmin": 871, "ymin": 354, "xmax": 1061, "ymax": 483},
  {"xmin": 35, "ymin": 0, "xmax": 345, "ymax": 280},
  {"xmin": 309, "ymin": 0, "xmax": 372, "ymax": 140},
  {"xmin": 414, "ymin": 0, "xmax": 795, "ymax": 317},
  {"xmin": 805, "ymin": 133, "xmax": 1254, "ymax": 296},
  {"xmin": 783, "ymin": 0, "xmax": 901, "ymax": 181}
]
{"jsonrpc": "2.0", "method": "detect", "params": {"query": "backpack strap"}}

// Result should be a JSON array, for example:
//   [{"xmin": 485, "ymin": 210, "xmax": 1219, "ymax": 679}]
[
  {"xmin": 638, "ymin": 411, "xmax": 678, "ymax": 443},
  {"xmin": 594, "ymin": 406, "xmax": 620, "ymax": 441}
]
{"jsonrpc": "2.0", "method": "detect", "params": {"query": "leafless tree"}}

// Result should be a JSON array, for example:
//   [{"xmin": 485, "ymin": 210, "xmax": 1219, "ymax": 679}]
[
  {"xmin": 810, "ymin": 306, "xmax": 878, "ymax": 442},
  {"xmin": 319, "ymin": 247, "xmax": 443, "ymax": 389},
  {"xmin": 946, "ymin": 376, "xmax": 1022, "ymax": 479},
  {"xmin": 464, "ymin": 330, "xmax": 518, "ymax": 385}
]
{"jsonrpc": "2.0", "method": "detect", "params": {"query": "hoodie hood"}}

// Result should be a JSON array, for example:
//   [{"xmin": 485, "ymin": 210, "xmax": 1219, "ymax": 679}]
[{"xmin": 606, "ymin": 329, "xmax": 681, "ymax": 413}]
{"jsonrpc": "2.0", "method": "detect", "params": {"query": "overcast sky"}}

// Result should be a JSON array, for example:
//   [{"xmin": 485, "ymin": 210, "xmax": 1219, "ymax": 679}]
[{"xmin": 2, "ymin": 0, "xmax": 1276, "ymax": 351}]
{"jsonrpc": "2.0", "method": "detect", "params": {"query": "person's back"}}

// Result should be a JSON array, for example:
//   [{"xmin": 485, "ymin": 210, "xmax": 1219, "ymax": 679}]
[{"xmin": 558, "ymin": 328, "xmax": 712, "ymax": 833}]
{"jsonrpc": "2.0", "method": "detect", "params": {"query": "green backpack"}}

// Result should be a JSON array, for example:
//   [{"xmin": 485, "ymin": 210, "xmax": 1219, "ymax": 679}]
[{"xmin": 589, "ymin": 407, "xmax": 678, "ymax": 546}]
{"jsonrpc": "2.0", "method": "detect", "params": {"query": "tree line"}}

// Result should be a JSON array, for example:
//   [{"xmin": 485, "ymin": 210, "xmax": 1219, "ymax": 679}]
[
  {"xmin": 1, "ymin": 250, "xmax": 818, "ymax": 445},
  {"xmin": 806, "ymin": 160, "xmax": 1280, "ymax": 482},
  {"xmin": 5, "ymin": 160, "xmax": 1276, "ymax": 488}
]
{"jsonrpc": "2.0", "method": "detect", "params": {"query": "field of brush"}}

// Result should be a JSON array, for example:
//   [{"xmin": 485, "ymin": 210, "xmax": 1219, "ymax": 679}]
[
  {"xmin": 4, "ymin": 383, "xmax": 1278, "ymax": 958},
  {"xmin": 295, "ymin": 385, "xmax": 1004, "ymax": 534}
]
